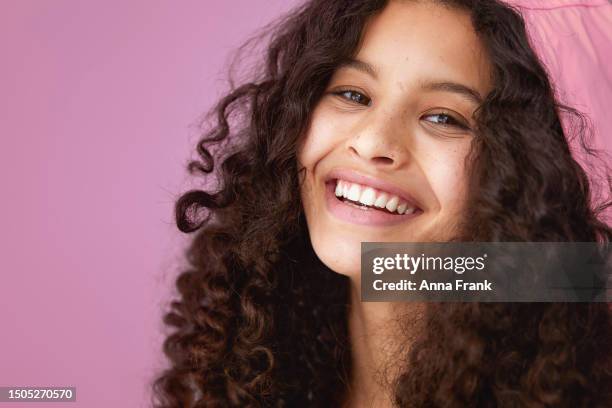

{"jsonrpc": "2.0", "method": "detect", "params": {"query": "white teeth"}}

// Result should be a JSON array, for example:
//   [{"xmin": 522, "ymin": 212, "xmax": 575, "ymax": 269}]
[
  {"xmin": 385, "ymin": 196, "xmax": 399, "ymax": 212},
  {"xmin": 374, "ymin": 192, "xmax": 389, "ymax": 208},
  {"xmin": 359, "ymin": 187, "xmax": 376, "ymax": 206},
  {"xmin": 347, "ymin": 184, "xmax": 361, "ymax": 201},
  {"xmin": 334, "ymin": 179, "xmax": 418, "ymax": 215},
  {"xmin": 342, "ymin": 182, "xmax": 350, "ymax": 198},
  {"xmin": 335, "ymin": 181, "xmax": 343, "ymax": 197},
  {"xmin": 397, "ymin": 202, "xmax": 407, "ymax": 215}
]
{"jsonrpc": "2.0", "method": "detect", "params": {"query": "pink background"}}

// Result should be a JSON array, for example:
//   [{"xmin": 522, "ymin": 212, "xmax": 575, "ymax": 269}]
[{"xmin": 0, "ymin": 1, "xmax": 609, "ymax": 407}]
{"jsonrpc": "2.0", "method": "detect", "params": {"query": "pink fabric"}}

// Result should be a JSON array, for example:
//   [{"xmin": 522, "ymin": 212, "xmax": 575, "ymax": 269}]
[
  {"xmin": 511, "ymin": 0, "xmax": 610, "ymax": 10},
  {"xmin": 506, "ymin": 0, "xmax": 612, "ymax": 217}
]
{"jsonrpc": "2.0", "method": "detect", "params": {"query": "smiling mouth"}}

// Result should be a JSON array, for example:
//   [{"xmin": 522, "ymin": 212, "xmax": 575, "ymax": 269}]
[{"xmin": 329, "ymin": 179, "xmax": 422, "ymax": 216}]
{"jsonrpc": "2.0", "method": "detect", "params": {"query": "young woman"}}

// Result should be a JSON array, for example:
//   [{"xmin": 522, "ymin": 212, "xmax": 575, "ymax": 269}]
[{"xmin": 153, "ymin": 0, "xmax": 612, "ymax": 406}]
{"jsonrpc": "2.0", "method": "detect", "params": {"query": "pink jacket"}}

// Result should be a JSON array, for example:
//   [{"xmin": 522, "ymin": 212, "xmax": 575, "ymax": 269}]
[
  {"xmin": 506, "ymin": 0, "xmax": 611, "ymax": 217},
  {"xmin": 508, "ymin": 0, "xmax": 611, "ymax": 147}
]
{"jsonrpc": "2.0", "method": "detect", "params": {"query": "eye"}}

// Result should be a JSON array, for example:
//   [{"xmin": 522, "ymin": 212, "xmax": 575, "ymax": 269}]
[
  {"xmin": 422, "ymin": 112, "xmax": 471, "ymax": 131},
  {"xmin": 332, "ymin": 88, "xmax": 372, "ymax": 106}
]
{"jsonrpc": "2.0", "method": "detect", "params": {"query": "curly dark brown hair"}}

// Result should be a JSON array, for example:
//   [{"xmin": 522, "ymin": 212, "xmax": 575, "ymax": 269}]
[{"xmin": 151, "ymin": 0, "xmax": 612, "ymax": 406}]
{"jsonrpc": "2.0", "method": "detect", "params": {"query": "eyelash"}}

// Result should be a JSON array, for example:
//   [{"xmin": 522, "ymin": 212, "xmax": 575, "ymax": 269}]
[{"xmin": 331, "ymin": 88, "xmax": 471, "ymax": 131}]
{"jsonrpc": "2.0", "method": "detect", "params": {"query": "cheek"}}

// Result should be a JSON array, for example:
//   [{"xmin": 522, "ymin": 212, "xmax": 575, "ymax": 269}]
[
  {"xmin": 297, "ymin": 106, "xmax": 344, "ymax": 169},
  {"xmin": 418, "ymin": 138, "xmax": 472, "ymax": 215},
  {"xmin": 297, "ymin": 106, "xmax": 349, "ymax": 212},
  {"xmin": 297, "ymin": 107, "xmax": 336, "ymax": 218}
]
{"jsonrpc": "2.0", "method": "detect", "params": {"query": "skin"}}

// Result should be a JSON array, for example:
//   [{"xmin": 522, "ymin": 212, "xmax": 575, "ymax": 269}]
[{"xmin": 297, "ymin": 1, "xmax": 493, "ymax": 406}]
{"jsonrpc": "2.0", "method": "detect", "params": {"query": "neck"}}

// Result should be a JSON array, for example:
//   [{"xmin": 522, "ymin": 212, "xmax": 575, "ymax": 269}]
[{"xmin": 342, "ymin": 279, "xmax": 424, "ymax": 408}]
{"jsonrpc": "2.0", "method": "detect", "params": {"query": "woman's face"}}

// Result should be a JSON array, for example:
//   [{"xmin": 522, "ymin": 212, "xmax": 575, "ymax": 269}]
[{"xmin": 297, "ymin": 0, "xmax": 493, "ymax": 277}]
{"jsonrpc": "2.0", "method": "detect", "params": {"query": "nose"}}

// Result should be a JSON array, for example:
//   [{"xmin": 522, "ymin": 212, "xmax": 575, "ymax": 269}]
[{"xmin": 346, "ymin": 111, "xmax": 409, "ymax": 169}]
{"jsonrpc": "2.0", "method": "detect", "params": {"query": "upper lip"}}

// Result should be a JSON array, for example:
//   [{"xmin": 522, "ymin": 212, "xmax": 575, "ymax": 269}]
[{"xmin": 324, "ymin": 168, "xmax": 423, "ymax": 210}]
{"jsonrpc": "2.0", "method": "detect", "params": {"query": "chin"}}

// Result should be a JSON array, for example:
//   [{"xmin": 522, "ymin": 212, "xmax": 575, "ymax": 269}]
[{"xmin": 309, "ymin": 230, "xmax": 363, "ymax": 277}]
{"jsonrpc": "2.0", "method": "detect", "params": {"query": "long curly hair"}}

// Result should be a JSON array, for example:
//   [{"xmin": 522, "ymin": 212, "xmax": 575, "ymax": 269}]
[{"xmin": 152, "ymin": 0, "xmax": 612, "ymax": 406}]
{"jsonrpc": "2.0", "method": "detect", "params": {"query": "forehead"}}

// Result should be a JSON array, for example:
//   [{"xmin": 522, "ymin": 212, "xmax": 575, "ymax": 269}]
[{"xmin": 352, "ymin": 0, "xmax": 493, "ymax": 95}]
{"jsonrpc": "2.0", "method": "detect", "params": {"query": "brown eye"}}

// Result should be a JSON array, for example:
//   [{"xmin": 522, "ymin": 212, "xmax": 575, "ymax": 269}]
[
  {"xmin": 333, "ymin": 89, "xmax": 372, "ymax": 106},
  {"xmin": 422, "ymin": 113, "xmax": 470, "ymax": 131}
]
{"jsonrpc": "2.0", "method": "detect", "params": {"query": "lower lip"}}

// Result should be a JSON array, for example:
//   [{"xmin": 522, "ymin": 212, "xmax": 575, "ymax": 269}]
[{"xmin": 324, "ymin": 181, "xmax": 421, "ymax": 227}]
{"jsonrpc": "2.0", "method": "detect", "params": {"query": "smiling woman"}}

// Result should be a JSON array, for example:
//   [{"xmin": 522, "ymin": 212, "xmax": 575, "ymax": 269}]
[
  {"xmin": 153, "ymin": 0, "xmax": 612, "ymax": 407},
  {"xmin": 299, "ymin": 1, "xmax": 492, "ymax": 273}
]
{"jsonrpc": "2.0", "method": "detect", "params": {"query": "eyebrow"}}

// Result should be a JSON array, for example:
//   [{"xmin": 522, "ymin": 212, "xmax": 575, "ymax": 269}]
[
  {"xmin": 336, "ymin": 57, "xmax": 484, "ymax": 105},
  {"xmin": 419, "ymin": 80, "xmax": 483, "ymax": 105},
  {"xmin": 337, "ymin": 58, "xmax": 380, "ymax": 79}
]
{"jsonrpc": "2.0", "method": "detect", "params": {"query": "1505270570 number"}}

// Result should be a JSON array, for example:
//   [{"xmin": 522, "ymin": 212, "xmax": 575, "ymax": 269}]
[{"xmin": 0, "ymin": 387, "xmax": 76, "ymax": 402}]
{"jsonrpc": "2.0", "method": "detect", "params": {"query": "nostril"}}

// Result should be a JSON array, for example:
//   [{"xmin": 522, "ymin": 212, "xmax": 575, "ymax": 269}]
[{"xmin": 372, "ymin": 156, "xmax": 394, "ymax": 165}]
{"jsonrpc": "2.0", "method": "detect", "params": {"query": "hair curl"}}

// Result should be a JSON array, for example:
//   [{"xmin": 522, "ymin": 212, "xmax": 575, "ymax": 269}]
[{"xmin": 152, "ymin": 0, "xmax": 612, "ymax": 406}]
